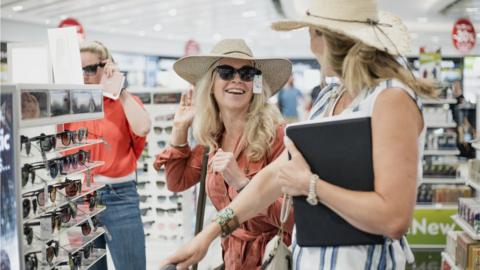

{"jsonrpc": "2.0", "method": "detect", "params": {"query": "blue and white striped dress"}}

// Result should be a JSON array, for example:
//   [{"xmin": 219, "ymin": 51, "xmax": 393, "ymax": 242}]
[{"xmin": 292, "ymin": 80, "xmax": 425, "ymax": 270}]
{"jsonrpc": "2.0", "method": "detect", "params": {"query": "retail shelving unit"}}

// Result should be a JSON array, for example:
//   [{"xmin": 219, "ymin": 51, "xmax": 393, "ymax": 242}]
[{"xmin": 3, "ymin": 84, "xmax": 109, "ymax": 270}]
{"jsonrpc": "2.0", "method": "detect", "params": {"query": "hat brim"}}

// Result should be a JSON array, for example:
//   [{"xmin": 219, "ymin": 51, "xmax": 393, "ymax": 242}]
[
  {"xmin": 272, "ymin": 11, "xmax": 410, "ymax": 55},
  {"xmin": 173, "ymin": 53, "xmax": 292, "ymax": 96}
]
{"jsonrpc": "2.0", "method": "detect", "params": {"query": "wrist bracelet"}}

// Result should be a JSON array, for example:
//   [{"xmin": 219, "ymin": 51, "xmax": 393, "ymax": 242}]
[
  {"xmin": 213, "ymin": 207, "xmax": 240, "ymax": 237},
  {"xmin": 169, "ymin": 142, "xmax": 188, "ymax": 148}
]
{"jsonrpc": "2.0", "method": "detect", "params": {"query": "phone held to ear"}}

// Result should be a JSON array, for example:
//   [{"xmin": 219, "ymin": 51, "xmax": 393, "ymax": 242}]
[{"xmin": 101, "ymin": 72, "xmax": 125, "ymax": 100}]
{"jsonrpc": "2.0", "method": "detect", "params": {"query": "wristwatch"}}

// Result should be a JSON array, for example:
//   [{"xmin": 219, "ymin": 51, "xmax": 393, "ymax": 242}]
[{"xmin": 306, "ymin": 174, "xmax": 320, "ymax": 205}]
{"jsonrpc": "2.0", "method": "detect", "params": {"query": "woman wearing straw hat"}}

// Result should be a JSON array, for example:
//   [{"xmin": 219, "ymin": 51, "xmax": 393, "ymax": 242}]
[
  {"xmin": 160, "ymin": 0, "xmax": 436, "ymax": 269},
  {"xmin": 153, "ymin": 39, "xmax": 294, "ymax": 269}
]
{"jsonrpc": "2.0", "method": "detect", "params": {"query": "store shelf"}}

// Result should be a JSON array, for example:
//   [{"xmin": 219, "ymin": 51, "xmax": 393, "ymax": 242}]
[
  {"xmin": 21, "ymin": 161, "xmax": 105, "ymax": 195},
  {"xmin": 425, "ymin": 122, "xmax": 457, "ymax": 128},
  {"xmin": 451, "ymin": 214, "xmax": 480, "ymax": 240},
  {"xmin": 424, "ymin": 149, "xmax": 460, "ymax": 156},
  {"xmin": 22, "ymin": 113, "xmax": 104, "ymax": 129},
  {"xmin": 62, "ymin": 228, "xmax": 105, "ymax": 254},
  {"xmin": 441, "ymin": 252, "xmax": 460, "ymax": 270},
  {"xmin": 421, "ymin": 177, "xmax": 465, "ymax": 184},
  {"xmin": 23, "ymin": 183, "xmax": 105, "ymax": 224},
  {"xmin": 82, "ymin": 248, "xmax": 107, "ymax": 270},
  {"xmin": 422, "ymin": 99, "xmax": 457, "ymax": 105},
  {"xmin": 416, "ymin": 203, "xmax": 457, "ymax": 210}
]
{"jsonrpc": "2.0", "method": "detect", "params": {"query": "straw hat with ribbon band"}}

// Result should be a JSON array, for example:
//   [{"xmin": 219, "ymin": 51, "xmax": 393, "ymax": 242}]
[
  {"xmin": 271, "ymin": 0, "xmax": 411, "ymax": 56},
  {"xmin": 173, "ymin": 39, "xmax": 292, "ymax": 96}
]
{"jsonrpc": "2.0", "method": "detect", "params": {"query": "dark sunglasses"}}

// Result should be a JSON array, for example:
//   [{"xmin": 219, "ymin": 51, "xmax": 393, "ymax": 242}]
[
  {"xmin": 215, "ymin": 65, "xmax": 261, "ymax": 82},
  {"xmin": 46, "ymin": 239, "xmax": 59, "ymax": 263},
  {"xmin": 157, "ymin": 141, "xmax": 166, "ymax": 148},
  {"xmin": 57, "ymin": 128, "xmax": 88, "ymax": 146},
  {"xmin": 21, "ymin": 160, "xmax": 64, "ymax": 186},
  {"xmin": 143, "ymin": 220, "xmax": 155, "ymax": 229},
  {"xmin": 55, "ymin": 150, "xmax": 91, "ymax": 174},
  {"xmin": 156, "ymin": 207, "xmax": 177, "ymax": 217},
  {"xmin": 84, "ymin": 191, "xmax": 97, "ymax": 211},
  {"xmin": 24, "ymin": 224, "xmax": 34, "ymax": 245},
  {"xmin": 82, "ymin": 62, "xmax": 106, "ymax": 76},
  {"xmin": 156, "ymin": 180, "xmax": 166, "ymax": 190},
  {"xmin": 157, "ymin": 194, "xmax": 182, "ymax": 204},
  {"xmin": 80, "ymin": 216, "xmax": 99, "ymax": 236},
  {"xmin": 69, "ymin": 252, "xmax": 82, "ymax": 270},
  {"xmin": 154, "ymin": 126, "xmax": 173, "ymax": 135},
  {"xmin": 25, "ymin": 251, "xmax": 40, "ymax": 270},
  {"xmin": 82, "ymin": 243, "xmax": 94, "ymax": 259},
  {"xmin": 53, "ymin": 178, "xmax": 82, "ymax": 197},
  {"xmin": 139, "ymin": 194, "xmax": 152, "ymax": 203},
  {"xmin": 136, "ymin": 181, "xmax": 150, "ymax": 189},
  {"xmin": 23, "ymin": 197, "xmax": 38, "ymax": 218}
]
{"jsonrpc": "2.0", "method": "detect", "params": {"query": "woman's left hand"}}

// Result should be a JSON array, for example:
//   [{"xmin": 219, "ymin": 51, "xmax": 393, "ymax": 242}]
[
  {"xmin": 101, "ymin": 59, "xmax": 119, "ymax": 78},
  {"xmin": 277, "ymin": 137, "xmax": 312, "ymax": 196}
]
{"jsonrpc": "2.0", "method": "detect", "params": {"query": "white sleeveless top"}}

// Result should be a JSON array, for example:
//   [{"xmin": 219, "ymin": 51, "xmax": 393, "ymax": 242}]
[{"xmin": 292, "ymin": 80, "xmax": 425, "ymax": 270}]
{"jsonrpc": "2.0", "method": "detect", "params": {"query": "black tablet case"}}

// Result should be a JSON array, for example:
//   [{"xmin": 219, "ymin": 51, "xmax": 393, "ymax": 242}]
[{"xmin": 285, "ymin": 117, "xmax": 384, "ymax": 246}]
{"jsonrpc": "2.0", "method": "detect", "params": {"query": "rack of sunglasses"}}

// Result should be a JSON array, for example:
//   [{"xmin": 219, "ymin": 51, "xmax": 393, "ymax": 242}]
[{"xmin": 13, "ymin": 84, "xmax": 109, "ymax": 270}]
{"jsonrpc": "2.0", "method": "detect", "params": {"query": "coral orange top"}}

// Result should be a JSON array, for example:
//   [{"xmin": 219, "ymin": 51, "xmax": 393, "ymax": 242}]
[
  {"xmin": 64, "ymin": 96, "xmax": 146, "ymax": 178},
  {"xmin": 154, "ymin": 125, "xmax": 294, "ymax": 269}
]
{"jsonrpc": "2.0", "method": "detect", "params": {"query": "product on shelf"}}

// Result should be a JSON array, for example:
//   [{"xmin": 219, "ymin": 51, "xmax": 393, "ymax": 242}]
[
  {"xmin": 417, "ymin": 184, "xmax": 472, "ymax": 204},
  {"xmin": 458, "ymin": 198, "xmax": 480, "ymax": 233},
  {"xmin": 468, "ymin": 159, "xmax": 480, "ymax": 184},
  {"xmin": 446, "ymin": 231, "xmax": 462, "ymax": 261},
  {"xmin": 456, "ymin": 232, "xmax": 480, "ymax": 269}
]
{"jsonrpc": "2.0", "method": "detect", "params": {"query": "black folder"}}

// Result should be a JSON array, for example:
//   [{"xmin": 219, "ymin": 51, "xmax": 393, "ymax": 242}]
[{"xmin": 285, "ymin": 116, "xmax": 384, "ymax": 246}]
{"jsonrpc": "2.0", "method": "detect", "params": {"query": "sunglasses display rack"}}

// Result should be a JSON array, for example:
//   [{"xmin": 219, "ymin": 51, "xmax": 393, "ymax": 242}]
[{"xmin": 4, "ymin": 84, "xmax": 110, "ymax": 270}]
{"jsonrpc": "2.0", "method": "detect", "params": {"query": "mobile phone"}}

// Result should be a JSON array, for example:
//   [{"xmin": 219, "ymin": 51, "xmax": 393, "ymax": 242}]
[{"xmin": 101, "ymin": 72, "xmax": 125, "ymax": 100}]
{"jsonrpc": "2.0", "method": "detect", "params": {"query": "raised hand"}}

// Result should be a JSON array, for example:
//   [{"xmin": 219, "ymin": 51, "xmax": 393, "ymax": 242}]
[{"xmin": 173, "ymin": 88, "xmax": 196, "ymax": 130}]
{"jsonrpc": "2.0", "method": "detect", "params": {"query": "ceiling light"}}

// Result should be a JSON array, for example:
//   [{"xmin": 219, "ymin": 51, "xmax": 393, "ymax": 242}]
[
  {"xmin": 466, "ymin": 7, "xmax": 478, "ymax": 13},
  {"xmin": 153, "ymin": 24, "xmax": 163, "ymax": 31},
  {"xmin": 168, "ymin": 9, "xmax": 177, "ymax": 16},
  {"xmin": 417, "ymin": 17, "xmax": 428, "ymax": 23},
  {"xmin": 232, "ymin": 0, "xmax": 246, "ymax": 5},
  {"xmin": 139, "ymin": 31, "xmax": 146, "ymax": 37},
  {"xmin": 12, "ymin": 5, "xmax": 23, "ymax": 11},
  {"xmin": 242, "ymin": 10, "xmax": 256, "ymax": 18},
  {"xmin": 213, "ymin": 33, "xmax": 222, "ymax": 41},
  {"xmin": 120, "ymin": 19, "xmax": 131, "ymax": 25}
]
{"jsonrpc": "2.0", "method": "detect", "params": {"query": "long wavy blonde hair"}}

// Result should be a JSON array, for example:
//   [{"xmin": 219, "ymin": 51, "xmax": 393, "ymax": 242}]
[
  {"xmin": 192, "ymin": 63, "xmax": 283, "ymax": 162},
  {"xmin": 320, "ymin": 29, "xmax": 436, "ymax": 98}
]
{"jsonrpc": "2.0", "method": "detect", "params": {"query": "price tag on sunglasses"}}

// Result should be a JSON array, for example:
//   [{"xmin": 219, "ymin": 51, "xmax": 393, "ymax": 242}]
[
  {"xmin": 253, "ymin": 74, "xmax": 262, "ymax": 94},
  {"xmin": 40, "ymin": 216, "xmax": 53, "ymax": 240}
]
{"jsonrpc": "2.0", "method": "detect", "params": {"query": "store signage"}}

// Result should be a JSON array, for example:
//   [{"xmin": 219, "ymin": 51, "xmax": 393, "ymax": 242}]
[
  {"xmin": 0, "ymin": 91, "xmax": 21, "ymax": 270},
  {"xmin": 58, "ymin": 17, "xmax": 85, "ymax": 40},
  {"xmin": 452, "ymin": 18, "xmax": 476, "ymax": 54},
  {"xmin": 406, "ymin": 208, "xmax": 459, "ymax": 246},
  {"xmin": 184, "ymin": 39, "xmax": 200, "ymax": 56}
]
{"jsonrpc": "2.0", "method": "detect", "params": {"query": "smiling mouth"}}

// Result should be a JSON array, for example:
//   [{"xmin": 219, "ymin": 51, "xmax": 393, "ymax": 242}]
[{"xmin": 225, "ymin": 88, "xmax": 246, "ymax": 95}]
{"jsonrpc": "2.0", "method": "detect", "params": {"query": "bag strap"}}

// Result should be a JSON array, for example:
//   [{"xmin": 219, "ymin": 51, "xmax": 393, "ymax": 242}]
[
  {"xmin": 277, "ymin": 193, "xmax": 292, "ymax": 237},
  {"xmin": 192, "ymin": 146, "xmax": 210, "ymax": 270}
]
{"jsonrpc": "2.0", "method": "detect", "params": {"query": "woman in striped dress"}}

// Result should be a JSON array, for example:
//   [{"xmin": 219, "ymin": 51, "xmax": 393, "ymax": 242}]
[{"xmin": 161, "ymin": 0, "xmax": 437, "ymax": 269}]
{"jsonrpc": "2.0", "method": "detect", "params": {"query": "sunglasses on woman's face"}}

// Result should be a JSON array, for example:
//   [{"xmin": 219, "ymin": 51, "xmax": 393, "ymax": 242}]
[
  {"xmin": 82, "ymin": 62, "xmax": 106, "ymax": 76},
  {"xmin": 215, "ymin": 65, "xmax": 262, "ymax": 82}
]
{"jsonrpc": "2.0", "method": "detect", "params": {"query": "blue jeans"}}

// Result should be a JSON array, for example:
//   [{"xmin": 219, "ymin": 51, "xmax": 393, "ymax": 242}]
[{"xmin": 90, "ymin": 181, "xmax": 146, "ymax": 270}]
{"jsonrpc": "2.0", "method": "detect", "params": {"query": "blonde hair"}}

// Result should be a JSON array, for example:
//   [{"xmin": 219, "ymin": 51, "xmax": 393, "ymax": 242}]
[
  {"xmin": 192, "ymin": 64, "xmax": 282, "ymax": 161},
  {"xmin": 320, "ymin": 29, "xmax": 436, "ymax": 98},
  {"xmin": 79, "ymin": 41, "xmax": 112, "ymax": 62}
]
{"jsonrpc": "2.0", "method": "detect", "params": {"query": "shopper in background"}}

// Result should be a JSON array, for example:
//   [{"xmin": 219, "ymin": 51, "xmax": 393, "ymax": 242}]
[
  {"xmin": 276, "ymin": 75, "xmax": 303, "ymax": 123},
  {"xmin": 65, "ymin": 41, "xmax": 150, "ymax": 270},
  {"xmin": 160, "ymin": 0, "xmax": 437, "ymax": 269},
  {"xmin": 153, "ymin": 39, "xmax": 294, "ymax": 269}
]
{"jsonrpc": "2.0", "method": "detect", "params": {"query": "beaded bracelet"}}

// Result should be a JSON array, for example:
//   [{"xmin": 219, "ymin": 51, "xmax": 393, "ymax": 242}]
[{"xmin": 213, "ymin": 207, "xmax": 240, "ymax": 237}]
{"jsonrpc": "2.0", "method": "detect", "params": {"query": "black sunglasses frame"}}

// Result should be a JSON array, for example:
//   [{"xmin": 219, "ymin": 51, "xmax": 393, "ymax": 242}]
[
  {"xmin": 215, "ymin": 65, "xmax": 262, "ymax": 82},
  {"xmin": 82, "ymin": 62, "xmax": 106, "ymax": 76}
]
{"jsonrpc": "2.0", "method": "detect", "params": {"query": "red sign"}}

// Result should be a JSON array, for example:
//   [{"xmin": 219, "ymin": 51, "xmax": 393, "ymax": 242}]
[
  {"xmin": 452, "ymin": 18, "xmax": 476, "ymax": 54},
  {"xmin": 58, "ymin": 18, "xmax": 85, "ymax": 40},
  {"xmin": 184, "ymin": 39, "xmax": 200, "ymax": 56}
]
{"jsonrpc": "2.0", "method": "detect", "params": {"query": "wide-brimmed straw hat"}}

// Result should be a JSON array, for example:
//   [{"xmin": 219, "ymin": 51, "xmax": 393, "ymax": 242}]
[
  {"xmin": 173, "ymin": 39, "xmax": 292, "ymax": 96},
  {"xmin": 272, "ymin": 0, "xmax": 410, "ymax": 55}
]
